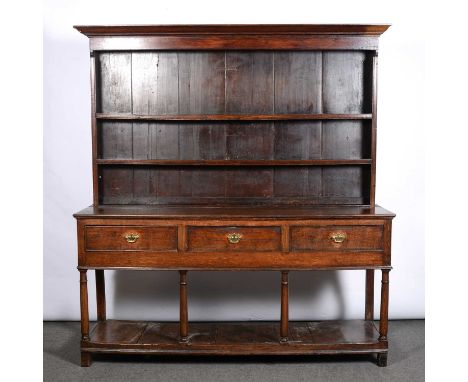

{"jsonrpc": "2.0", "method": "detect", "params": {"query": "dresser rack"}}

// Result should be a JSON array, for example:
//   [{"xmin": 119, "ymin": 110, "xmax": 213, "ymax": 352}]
[{"xmin": 73, "ymin": 24, "xmax": 394, "ymax": 367}]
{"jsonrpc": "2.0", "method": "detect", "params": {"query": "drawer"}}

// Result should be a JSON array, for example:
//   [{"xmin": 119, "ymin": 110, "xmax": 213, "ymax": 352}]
[
  {"xmin": 290, "ymin": 225, "xmax": 383, "ymax": 251},
  {"xmin": 85, "ymin": 226, "xmax": 177, "ymax": 251},
  {"xmin": 187, "ymin": 226, "xmax": 281, "ymax": 252}
]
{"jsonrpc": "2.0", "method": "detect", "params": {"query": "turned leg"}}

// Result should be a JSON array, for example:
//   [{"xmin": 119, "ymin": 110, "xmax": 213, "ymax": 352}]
[
  {"xmin": 280, "ymin": 271, "xmax": 289, "ymax": 343},
  {"xmin": 79, "ymin": 270, "xmax": 91, "ymax": 367},
  {"xmin": 179, "ymin": 270, "xmax": 189, "ymax": 342},
  {"xmin": 377, "ymin": 269, "xmax": 390, "ymax": 367},
  {"xmin": 379, "ymin": 269, "xmax": 390, "ymax": 341},
  {"xmin": 365, "ymin": 269, "xmax": 374, "ymax": 320},
  {"xmin": 95, "ymin": 270, "xmax": 106, "ymax": 321}
]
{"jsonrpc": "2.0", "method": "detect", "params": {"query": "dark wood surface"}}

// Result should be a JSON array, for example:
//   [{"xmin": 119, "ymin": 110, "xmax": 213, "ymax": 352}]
[
  {"xmin": 92, "ymin": 49, "xmax": 375, "ymax": 206},
  {"xmin": 76, "ymin": 24, "xmax": 390, "ymax": 52},
  {"xmin": 187, "ymin": 226, "xmax": 282, "ymax": 252},
  {"xmin": 280, "ymin": 271, "xmax": 289, "ymax": 342},
  {"xmin": 96, "ymin": 160, "xmax": 372, "ymax": 165},
  {"xmin": 82, "ymin": 319, "xmax": 385, "ymax": 354},
  {"xmin": 74, "ymin": 24, "xmax": 391, "ymax": 36},
  {"xmin": 74, "ymin": 205, "xmax": 395, "ymax": 219},
  {"xmin": 74, "ymin": 24, "xmax": 393, "ymax": 366},
  {"xmin": 179, "ymin": 271, "xmax": 189, "ymax": 342},
  {"xmin": 77, "ymin": 217, "xmax": 391, "ymax": 270},
  {"xmin": 85, "ymin": 225, "xmax": 177, "ymax": 251},
  {"xmin": 95, "ymin": 270, "xmax": 106, "ymax": 321},
  {"xmin": 365, "ymin": 270, "xmax": 375, "ymax": 321},
  {"xmin": 290, "ymin": 225, "xmax": 383, "ymax": 251},
  {"xmin": 93, "ymin": 51, "xmax": 375, "ymax": 205},
  {"xmin": 96, "ymin": 113, "xmax": 373, "ymax": 121}
]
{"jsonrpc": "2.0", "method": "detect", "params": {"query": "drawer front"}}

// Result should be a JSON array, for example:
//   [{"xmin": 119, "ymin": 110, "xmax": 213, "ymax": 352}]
[
  {"xmin": 290, "ymin": 225, "xmax": 383, "ymax": 251},
  {"xmin": 85, "ymin": 226, "xmax": 177, "ymax": 251},
  {"xmin": 187, "ymin": 226, "xmax": 281, "ymax": 252}
]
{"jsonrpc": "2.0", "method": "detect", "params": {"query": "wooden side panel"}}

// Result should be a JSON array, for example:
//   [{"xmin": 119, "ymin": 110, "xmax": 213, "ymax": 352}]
[{"xmin": 274, "ymin": 52, "xmax": 322, "ymax": 113}]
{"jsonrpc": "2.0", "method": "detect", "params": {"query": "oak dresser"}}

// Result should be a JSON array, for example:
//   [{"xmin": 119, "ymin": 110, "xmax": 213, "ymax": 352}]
[{"xmin": 73, "ymin": 24, "xmax": 395, "ymax": 367}]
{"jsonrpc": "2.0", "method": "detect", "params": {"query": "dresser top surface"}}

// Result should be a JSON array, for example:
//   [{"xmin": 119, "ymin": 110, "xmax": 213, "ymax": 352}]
[
  {"xmin": 74, "ymin": 24, "xmax": 391, "ymax": 37},
  {"xmin": 74, "ymin": 205, "xmax": 395, "ymax": 219}
]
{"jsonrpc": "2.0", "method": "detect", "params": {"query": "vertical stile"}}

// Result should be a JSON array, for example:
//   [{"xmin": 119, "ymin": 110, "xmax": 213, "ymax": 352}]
[
  {"xmin": 90, "ymin": 51, "xmax": 99, "ymax": 206},
  {"xmin": 370, "ymin": 51, "xmax": 378, "ymax": 207},
  {"xmin": 281, "ymin": 225, "xmax": 290, "ymax": 252},
  {"xmin": 178, "ymin": 225, "xmax": 187, "ymax": 252}
]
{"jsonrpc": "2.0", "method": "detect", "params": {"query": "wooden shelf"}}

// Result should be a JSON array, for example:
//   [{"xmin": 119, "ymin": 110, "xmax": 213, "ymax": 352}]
[
  {"xmin": 82, "ymin": 319, "xmax": 384, "ymax": 356},
  {"xmin": 74, "ymin": 204, "xmax": 395, "ymax": 219},
  {"xmin": 96, "ymin": 159, "xmax": 372, "ymax": 166},
  {"xmin": 96, "ymin": 113, "xmax": 373, "ymax": 122}
]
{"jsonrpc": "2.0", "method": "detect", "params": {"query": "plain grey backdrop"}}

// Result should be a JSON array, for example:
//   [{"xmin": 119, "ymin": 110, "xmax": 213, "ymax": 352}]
[{"xmin": 43, "ymin": 0, "xmax": 425, "ymax": 321}]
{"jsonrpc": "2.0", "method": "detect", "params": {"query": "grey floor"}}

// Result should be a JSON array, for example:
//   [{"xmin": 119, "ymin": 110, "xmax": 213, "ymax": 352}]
[{"xmin": 44, "ymin": 320, "xmax": 424, "ymax": 382}]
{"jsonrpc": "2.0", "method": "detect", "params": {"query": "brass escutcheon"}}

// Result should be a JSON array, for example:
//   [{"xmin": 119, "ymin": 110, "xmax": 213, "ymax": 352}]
[
  {"xmin": 329, "ymin": 231, "xmax": 347, "ymax": 244},
  {"xmin": 226, "ymin": 233, "xmax": 243, "ymax": 244},
  {"xmin": 124, "ymin": 233, "xmax": 140, "ymax": 243}
]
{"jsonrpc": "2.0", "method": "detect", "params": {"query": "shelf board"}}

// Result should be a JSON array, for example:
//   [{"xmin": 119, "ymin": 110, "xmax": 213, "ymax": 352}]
[
  {"xmin": 74, "ymin": 205, "xmax": 395, "ymax": 219},
  {"xmin": 96, "ymin": 159, "xmax": 372, "ymax": 166},
  {"xmin": 95, "ymin": 113, "xmax": 372, "ymax": 122},
  {"xmin": 82, "ymin": 319, "xmax": 384, "ymax": 355}
]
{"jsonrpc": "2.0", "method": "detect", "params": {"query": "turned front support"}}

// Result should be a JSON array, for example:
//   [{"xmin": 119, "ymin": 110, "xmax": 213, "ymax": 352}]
[
  {"xmin": 79, "ymin": 270, "xmax": 91, "ymax": 366},
  {"xmin": 179, "ymin": 270, "xmax": 189, "ymax": 342},
  {"xmin": 95, "ymin": 270, "xmax": 106, "ymax": 321},
  {"xmin": 365, "ymin": 269, "xmax": 374, "ymax": 320},
  {"xmin": 79, "ymin": 270, "xmax": 89, "ymax": 341},
  {"xmin": 280, "ymin": 271, "xmax": 289, "ymax": 342},
  {"xmin": 379, "ymin": 269, "xmax": 390, "ymax": 341}
]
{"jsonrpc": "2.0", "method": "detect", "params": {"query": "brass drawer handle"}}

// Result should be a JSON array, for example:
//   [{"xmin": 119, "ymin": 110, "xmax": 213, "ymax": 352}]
[
  {"xmin": 124, "ymin": 233, "xmax": 140, "ymax": 243},
  {"xmin": 329, "ymin": 231, "xmax": 347, "ymax": 244},
  {"xmin": 226, "ymin": 233, "xmax": 243, "ymax": 244}
]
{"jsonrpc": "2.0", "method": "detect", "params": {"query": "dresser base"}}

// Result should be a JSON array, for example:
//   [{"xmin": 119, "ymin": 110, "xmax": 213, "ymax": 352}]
[{"xmin": 81, "ymin": 319, "xmax": 388, "ymax": 366}]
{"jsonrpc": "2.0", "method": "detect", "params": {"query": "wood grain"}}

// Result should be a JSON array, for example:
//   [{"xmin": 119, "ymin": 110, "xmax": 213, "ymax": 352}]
[
  {"xmin": 187, "ymin": 226, "xmax": 281, "ymax": 252},
  {"xmin": 85, "ymin": 226, "xmax": 177, "ymax": 251},
  {"xmin": 83, "ymin": 319, "xmax": 384, "ymax": 354},
  {"xmin": 290, "ymin": 225, "xmax": 384, "ymax": 251}
]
